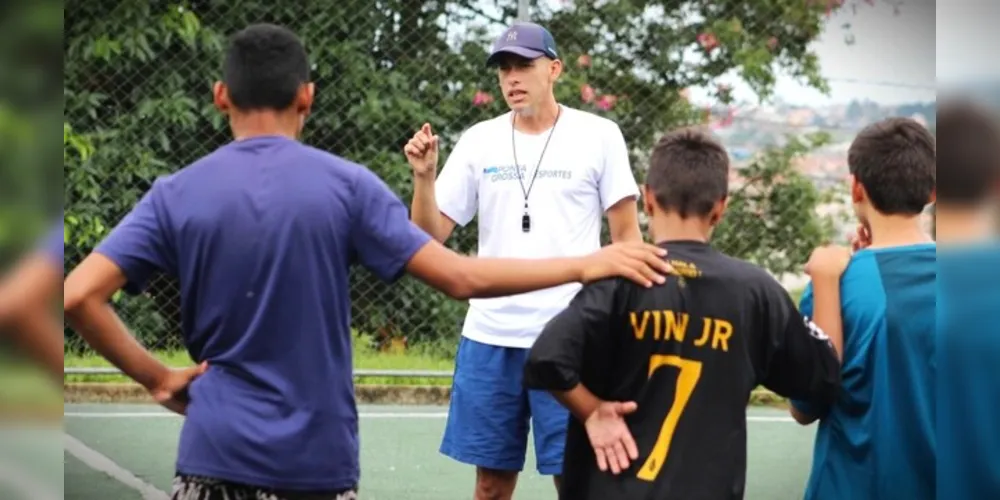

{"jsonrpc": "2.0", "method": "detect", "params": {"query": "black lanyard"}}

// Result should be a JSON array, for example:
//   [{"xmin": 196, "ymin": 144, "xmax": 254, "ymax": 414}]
[{"xmin": 512, "ymin": 106, "xmax": 561, "ymax": 233}]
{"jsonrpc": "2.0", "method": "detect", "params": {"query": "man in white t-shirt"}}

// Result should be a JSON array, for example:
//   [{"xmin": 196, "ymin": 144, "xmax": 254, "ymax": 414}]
[{"xmin": 404, "ymin": 21, "xmax": 642, "ymax": 499}]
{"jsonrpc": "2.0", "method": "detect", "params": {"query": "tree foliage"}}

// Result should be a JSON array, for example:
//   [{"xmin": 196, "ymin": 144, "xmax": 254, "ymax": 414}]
[{"xmin": 64, "ymin": 0, "xmax": 840, "ymax": 354}]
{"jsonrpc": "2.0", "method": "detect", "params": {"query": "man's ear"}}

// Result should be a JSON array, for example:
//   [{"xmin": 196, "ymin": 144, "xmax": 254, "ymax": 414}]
[
  {"xmin": 213, "ymin": 82, "xmax": 230, "ymax": 114},
  {"xmin": 549, "ymin": 58, "xmax": 563, "ymax": 81},
  {"xmin": 927, "ymin": 187, "xmax": 936, "ymax": 205}
]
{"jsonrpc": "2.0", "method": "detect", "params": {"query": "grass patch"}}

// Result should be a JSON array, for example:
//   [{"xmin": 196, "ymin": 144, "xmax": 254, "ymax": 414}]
[
  {"xmin": 64, "ymin": 334, "xmax": 456, "ymax": 386},
  {"xmin": 64, "ymin": 287, "xmax": 807, "ymax": 387}
]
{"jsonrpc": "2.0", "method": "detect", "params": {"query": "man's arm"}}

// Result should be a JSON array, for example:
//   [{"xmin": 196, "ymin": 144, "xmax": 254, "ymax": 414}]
[
  {"xmin": 410, "ymin": 176, "xmax": 458, "ymax": 243},
  {"xmin": 606, "ymin": 197, "xmax": 642, "ymax": 243},
  {"xmin": 599, "ymin": 122, "xmax": 642, "ymax": 243},
  {"xmin": 408, "ymin": 126, "xmax": 477, "ymax": 244},
  {"xmin": 62, "ymin": 183, "xmax": 177, "ymax": 393}
]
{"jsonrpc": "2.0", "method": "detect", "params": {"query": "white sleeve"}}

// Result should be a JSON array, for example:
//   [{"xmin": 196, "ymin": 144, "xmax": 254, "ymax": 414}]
[
  {"xmin": 435, "ymin": 130, "xmax": 479, "ymax": 227},
  {"xmin": 598, "ymin": 122, "xmax": 640, "ymax": 211}
]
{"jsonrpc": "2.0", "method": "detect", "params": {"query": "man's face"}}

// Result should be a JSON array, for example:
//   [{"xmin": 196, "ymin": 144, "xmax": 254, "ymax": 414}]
[{"xmin": 494, "ymin": 54, "xmax": 560, "ymax": 114}]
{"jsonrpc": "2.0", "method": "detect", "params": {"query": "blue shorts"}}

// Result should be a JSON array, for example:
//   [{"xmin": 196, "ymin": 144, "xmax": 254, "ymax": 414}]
[{"xmin": 440, "ymin": 337, "xmax": 569, "ymax": 475}]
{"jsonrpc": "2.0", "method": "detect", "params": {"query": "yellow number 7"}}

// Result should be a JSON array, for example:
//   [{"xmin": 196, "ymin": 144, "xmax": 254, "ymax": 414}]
[{"xmin": 637, "ymin": 355, "xmax": 703, "ymax": 482}]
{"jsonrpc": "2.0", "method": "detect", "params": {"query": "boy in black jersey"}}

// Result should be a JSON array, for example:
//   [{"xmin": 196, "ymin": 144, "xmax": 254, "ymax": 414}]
[{"xmin": 523, "ymin": 127, "xmax": 843, "ymax": 500}]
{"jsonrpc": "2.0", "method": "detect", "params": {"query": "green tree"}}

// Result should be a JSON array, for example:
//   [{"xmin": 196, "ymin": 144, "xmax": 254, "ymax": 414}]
[
  {"xmin": 713, "ymin": 132, "xmax": 840, "ymax": 276},
  {"xmin": 64, "ymin": 0, "xmax": 842, "ymax": 356}
]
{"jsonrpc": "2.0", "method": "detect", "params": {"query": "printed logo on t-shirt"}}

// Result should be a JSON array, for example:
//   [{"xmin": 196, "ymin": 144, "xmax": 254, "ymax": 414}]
[
  {"xmin": 802, "ymin": 316, "xmax": 830, "ymax": 341},
  {"xmin": 482, "ymin": 165, "xmax": 572, "ymax": 182}
]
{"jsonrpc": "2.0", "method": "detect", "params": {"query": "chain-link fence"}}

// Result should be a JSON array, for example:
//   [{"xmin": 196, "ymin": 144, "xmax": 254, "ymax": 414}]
[{"xmin": 64, "ymin": 0, "xmax": 885, "ymax": 371}]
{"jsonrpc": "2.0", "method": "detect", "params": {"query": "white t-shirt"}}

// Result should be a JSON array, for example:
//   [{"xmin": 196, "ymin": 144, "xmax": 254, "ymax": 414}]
[{"xmin": 435, "ymin": 105, "xmax": 640, "ymax": 348}]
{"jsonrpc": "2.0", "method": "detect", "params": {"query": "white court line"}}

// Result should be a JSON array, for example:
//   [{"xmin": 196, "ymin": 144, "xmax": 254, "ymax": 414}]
[
  {"xmin": 64, "ymin": 434, "xmax": 169, "ymax": 500},
  {"xmin": 64, "ymin": 411, "xmax": 794, "ymax": 422}
]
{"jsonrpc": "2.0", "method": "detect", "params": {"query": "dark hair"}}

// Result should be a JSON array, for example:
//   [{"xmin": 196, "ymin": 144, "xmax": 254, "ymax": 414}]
[
  {"xmin": 223, "ymin": 24, "xmax": 310, "ymax": 111},
  {"xmin": 848, "ymin": 117, "xmax": 935, "ymax": 215},
  {"xmin": 935, "ymin": 100, "xmax": 1000, "ymax": 205},
  {"xmin": 646, "ymin": 127, "xmax": 730, "ymax": 218}
]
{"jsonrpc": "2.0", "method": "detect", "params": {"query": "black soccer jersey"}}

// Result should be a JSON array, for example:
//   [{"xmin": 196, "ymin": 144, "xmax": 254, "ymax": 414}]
[{"xmin": 524, "ymin": 241, "xmax": 840, "ymax": 500}]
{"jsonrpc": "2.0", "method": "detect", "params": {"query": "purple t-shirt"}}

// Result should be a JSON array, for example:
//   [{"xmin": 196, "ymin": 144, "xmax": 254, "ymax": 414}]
[
  {"xmin": 40, "ymin": 218, "xmax": 64, "ymax": 267},
  {"xmin": 94, "ymin": 136, "xmax": 432, "ymax": 490}
]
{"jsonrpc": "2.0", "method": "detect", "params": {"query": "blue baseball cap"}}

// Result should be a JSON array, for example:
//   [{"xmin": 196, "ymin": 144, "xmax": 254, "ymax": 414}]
[{"xmin": 486, "ymin": 22, "xmax": 559, "ymax": 67}]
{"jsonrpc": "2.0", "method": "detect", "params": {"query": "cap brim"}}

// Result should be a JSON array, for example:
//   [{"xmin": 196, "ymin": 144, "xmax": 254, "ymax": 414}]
[{"xmin": 486, "ymin": 47, "xmax": 546, "ymax": 67}]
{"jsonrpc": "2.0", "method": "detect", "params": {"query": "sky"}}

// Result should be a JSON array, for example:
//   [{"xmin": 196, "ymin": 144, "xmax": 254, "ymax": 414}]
[
  {"xmin": 476, "ymin": 0, "xmax": 998, "ymax": 107},
  {"xmin": 936, "ymin": 0, "xmax": 1000, "ymax": 85},
  {"xmin": 687, "ymin": 0, "xmax": 937, "ymax": 106}
]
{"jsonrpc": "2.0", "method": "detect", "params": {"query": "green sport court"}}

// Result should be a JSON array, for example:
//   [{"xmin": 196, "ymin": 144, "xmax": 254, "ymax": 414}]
[{"xmin": 58, "ymin": 403, "xmax": 818, "ymax": 499}]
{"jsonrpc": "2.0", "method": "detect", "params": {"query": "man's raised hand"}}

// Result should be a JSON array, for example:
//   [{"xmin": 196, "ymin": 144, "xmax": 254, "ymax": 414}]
[{"xmin": 404, "ymin": 123, "xmax": 439, "ymax": 178}]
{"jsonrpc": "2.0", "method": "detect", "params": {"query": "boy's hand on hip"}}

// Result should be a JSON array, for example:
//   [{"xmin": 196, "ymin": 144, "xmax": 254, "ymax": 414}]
[{"xmin": 149, "ymin": 361, "xmax": 209, "ymax": 416}]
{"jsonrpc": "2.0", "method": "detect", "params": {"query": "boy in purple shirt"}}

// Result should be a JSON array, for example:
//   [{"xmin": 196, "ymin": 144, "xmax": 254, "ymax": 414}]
[{"xmin": 61, "ymin": 23, "xmax": 671, "ymax": 500}]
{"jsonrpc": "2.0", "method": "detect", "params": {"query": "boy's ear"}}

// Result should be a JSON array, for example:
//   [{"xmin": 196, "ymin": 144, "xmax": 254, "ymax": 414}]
[
  {"xmin": 709, "ymin": 195, "xmax": 728, "ymax": 226},
  {"xmin": 641, "ymin": 184, "xmax": 656, "ymax": 216},
  {"xmin": 850, "ymin": 174, "xmax": 866, "ymax": 204},
  {"xmin": 212, "ymin": 81, "xmax": 230, "ymax": 114}
]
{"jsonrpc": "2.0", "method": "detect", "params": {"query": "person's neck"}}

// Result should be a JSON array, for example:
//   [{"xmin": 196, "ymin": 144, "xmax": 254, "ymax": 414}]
[
  {"xmin": 513, "ymin": 98, "xmax": 560, "ymax": 134},
  {"xmin": 229, "ymin": 110, "xmax": 301, "ymax": 141},
  {"xmin": 865, "ymin": 213, "xmax": 933, "ymax": 249},
  {"xmin": 648, "ymin": 214, "xmax": 712, "ymax": 244},
  {"xmin": 934, "ymin": 204, "xmax": 997, "ymax": 244}
]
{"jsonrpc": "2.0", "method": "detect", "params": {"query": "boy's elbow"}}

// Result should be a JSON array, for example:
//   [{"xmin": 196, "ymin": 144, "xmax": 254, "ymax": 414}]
[
  {"xmin": 790, "ymin": 406, "xmax": 818, "ymax": 426},
  {"xmin": 62, "ymin": 282, "xmax": 102, "ymax": 325},
  {"xmin": 440, "ymin": 257, "xmax": 479, "ymax": 300}
]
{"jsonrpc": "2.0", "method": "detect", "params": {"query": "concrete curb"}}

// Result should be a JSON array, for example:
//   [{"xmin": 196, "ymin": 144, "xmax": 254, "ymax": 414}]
[{"xmin": 64, "ymin": 383, "xmax": 787, "ymax": 407}]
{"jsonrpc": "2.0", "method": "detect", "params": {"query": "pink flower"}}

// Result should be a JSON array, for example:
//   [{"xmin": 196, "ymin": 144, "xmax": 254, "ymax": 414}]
[
  {"xmin": 577, "ymin": 54, "xmax": 591, "ymax": 68},
  {"xmin": 596, "ymin": 95, "xmax": 618, "ymax": 111},
  {"xmin": 697, "ymin": 32, "xmax": 719, "ymax": 52},
  {"xmin": 580, "ymin": 84, "xmax": 596, "ymax": 103},
  {"xmin": 472, "ymin": 90, "xmax": 493, "ymax": 107},
  {"xmin": 826, "ymin": 0, "xmax": 845, "ymax": 16},
  {"xmin": 767, "ymin": 36, "xmax": 778, "ymax": 51}
]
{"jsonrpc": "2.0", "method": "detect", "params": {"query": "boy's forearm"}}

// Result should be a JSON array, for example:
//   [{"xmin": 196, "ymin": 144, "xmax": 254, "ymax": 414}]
[
  {"xmin": 810, "ymin": 278, "xmax": 844, "ymax": 361},
  {"xmin": 64, "ymin": 299, "xmax": 170, "ymax": 390},
  {"xmin": 455, "ymin": 256, "xmax": 583, "ymax": 299},
  {"xmin": 553, "ymin": 384, "xmax": 603, "ymax": 422},
  {"xmin": 4, "ymin": 311, "xmax": 64, "ymax": 381}
]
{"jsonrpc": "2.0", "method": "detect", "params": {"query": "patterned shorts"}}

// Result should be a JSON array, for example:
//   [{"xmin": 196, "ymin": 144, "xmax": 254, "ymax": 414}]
[{"xmin": 171, "ymin": 475, "xmax": 358, "ymax": 500}]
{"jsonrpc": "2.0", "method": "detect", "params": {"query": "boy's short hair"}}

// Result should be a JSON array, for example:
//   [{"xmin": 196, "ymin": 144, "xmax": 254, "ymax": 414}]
[
  {"xmin": 646, "ymin": 127, "xmax": 730, "ymax": 218},
  {"xmin": 848, "ymin": 117, "xmax": 935, "ymax": 215},
  {"xmin": 935, "ymin": 100, "xmax": 1000, "ymax": 205},
  {"xmin": 223, "ymin": 24, "xmax": 310, "ymax": 111}
]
